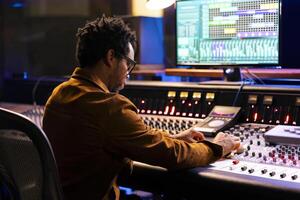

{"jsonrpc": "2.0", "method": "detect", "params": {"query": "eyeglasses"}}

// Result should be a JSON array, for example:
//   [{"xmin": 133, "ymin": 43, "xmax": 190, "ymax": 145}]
[{"xmin": 115, "ymin": 52, "xmax": 136, "ymax": 75}]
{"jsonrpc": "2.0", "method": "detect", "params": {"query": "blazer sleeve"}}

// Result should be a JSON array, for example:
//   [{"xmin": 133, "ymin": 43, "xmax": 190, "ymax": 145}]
[{"xmin": 104, "ymin": 94, "xmax": 223, "ymax": 170}]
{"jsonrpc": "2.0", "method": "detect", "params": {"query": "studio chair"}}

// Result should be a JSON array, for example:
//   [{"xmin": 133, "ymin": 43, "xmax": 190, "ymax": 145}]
[{"xmin": 0, "ymin": 107, "xmax": 64, "ymax": 200}]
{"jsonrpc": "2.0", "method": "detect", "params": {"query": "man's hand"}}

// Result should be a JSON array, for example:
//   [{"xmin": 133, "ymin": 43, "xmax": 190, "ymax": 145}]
[
  {"xmin": 171, "ymin": 128, "xmax": 205, "ymax": 143},
  {"xmin": 212, "ymin": 132, "xmax": 240, "ymax": 157}
]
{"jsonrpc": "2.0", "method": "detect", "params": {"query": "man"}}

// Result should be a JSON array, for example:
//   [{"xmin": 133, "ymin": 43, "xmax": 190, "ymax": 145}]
[{"xmin": 42, "ymin": 15, "xmax": 240, "ymax": 200}]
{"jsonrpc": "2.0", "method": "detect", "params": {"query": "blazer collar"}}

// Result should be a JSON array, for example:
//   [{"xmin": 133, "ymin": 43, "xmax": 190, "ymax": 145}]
[{"xmin": 71, "ymin": 67, "xmax": 110, "ymax": 93}]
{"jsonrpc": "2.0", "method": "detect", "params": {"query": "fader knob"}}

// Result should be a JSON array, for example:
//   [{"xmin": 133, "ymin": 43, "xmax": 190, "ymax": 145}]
[
  {"xmin": 292, "ymin": 175, "xmax": 298, "ymax": 180},
  {"xmin": 269, "ymin": 172, "xmax": 276, "ymax": 177},
  {"xmin": 241, "ymin": 166, "xmax": 247, "ymax": 171},
  {"xmin": 280, "ymin": 173, "xmax": 286, "ymax": 178},
  {"xmin": 261, "ymin": 169, "xmax": 267, "ymax": 174}
]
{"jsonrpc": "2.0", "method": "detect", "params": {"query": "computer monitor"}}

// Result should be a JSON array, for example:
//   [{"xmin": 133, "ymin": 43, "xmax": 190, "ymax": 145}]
[{"xmin": 176, "ymin": 0, "xmax": 300, "ymax": 82}]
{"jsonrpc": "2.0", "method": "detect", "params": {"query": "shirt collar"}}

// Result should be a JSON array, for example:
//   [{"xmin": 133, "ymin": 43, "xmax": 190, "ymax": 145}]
[{"xmin": 71, "ymin": 67, "xmax": 110, "ymax": 93}]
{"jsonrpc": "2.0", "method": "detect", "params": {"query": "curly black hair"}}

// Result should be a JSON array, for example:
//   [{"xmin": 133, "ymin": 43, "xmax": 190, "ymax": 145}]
[{"xmin": 75, "ymin": 15, "xmax": 136, "ymax": 68}]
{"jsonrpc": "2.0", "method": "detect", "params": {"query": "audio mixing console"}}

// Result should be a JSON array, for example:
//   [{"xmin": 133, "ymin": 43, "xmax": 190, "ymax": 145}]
[{"xmin": 2, "ymin": 81, "xmax": 300, "ymax": 199}]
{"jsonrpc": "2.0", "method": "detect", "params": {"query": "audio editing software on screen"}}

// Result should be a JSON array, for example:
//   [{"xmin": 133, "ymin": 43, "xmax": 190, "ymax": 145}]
[{"xmin": 177, "ymin": 0, "xmax": 279, "ymax": 65}]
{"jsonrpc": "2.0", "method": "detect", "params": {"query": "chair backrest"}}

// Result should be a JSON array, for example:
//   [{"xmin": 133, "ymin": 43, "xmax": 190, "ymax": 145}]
[{"xmin": 0, "ymin": 107, "xmax": 64, "ymax": 200}]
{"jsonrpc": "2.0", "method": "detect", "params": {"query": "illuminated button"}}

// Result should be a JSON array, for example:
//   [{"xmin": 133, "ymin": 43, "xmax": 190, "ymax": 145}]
[
  {"xmin": 261, "ymin": 169, "xmax": 267, "ymax": 174},
  {"xmin": 280, "ymin": 173, "xmax": 286, "ymax": 178},
  {"xmin": 167, "ymin": 91, "xmax": 176, "ymax": 98},
  {"xmin": 269, "ymin": 171, "xmax": 276, "ymax": 177},
  {"xmin": 263, "ymin": 95, "xmax": 273, "ymax": 105},
  {"xmin": 180, "ymin": 91, "xmax": 188, "ymax": 99},
  {"xmin": 206, "ymin": 93, "xmax": 215, "ymax": 101},
  {"xmin": 241, "ymin": 166, "xmax": 247, "ymax": 171},
  {"xmin": 192, "ymin": 92, "xmax": 201, "ymax": 99},
  {"xmin": 292, "ymin": 175, "xmax": 298, "ymax": 180}
]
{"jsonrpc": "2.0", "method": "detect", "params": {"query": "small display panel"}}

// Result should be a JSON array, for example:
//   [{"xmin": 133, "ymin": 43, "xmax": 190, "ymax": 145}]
[{"xmin": 210, "ymin": 106, "xmax": 241, "ymax": 118}]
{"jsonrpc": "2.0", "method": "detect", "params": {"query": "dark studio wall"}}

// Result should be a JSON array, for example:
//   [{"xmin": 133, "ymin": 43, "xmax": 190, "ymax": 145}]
[
  {"xmin": 2, "ymin": 1, "xmax": 29, "ymax": 79},
  {"xmin": 2, "ymin": 0, "xmax": 131, "ymax": 79},
  {"xmin": 163, "ymin": 5, "xmax": 176, "ymax": 68},
  {"xmin": 0, "ymin": 1, "xmax": 4, "ymax": 89}
]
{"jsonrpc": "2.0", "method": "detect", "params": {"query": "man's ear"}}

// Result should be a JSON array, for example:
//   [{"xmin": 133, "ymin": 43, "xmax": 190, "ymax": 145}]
[{"xmin": 104, "ymin": 49, "xmax": 115, "ymax": 67}]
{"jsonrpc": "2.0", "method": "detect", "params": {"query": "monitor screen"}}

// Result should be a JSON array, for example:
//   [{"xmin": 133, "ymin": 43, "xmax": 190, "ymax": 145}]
[{"xmin": 176, "ymin": 0, "xmax": 280, "ymax": 66}]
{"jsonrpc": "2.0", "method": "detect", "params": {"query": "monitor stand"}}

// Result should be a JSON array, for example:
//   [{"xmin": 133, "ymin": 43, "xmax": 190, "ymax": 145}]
[{"xmin": 200, "ymin": 68, "xmax": 249, "ymax": 86}]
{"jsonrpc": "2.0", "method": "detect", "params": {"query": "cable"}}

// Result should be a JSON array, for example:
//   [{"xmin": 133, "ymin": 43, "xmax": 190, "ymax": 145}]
[
  {"xmin": 32, "ymin": 75, "xmax": 69, "ymax": 107},
  {"xmin": 32, "ymin": 76, "xmax": 46, "ymax": 107},
  {"xmin": 244, "ymin": 68, "xmax": 265, "ymax": 85},
  {"xmin": 232, "ymin": 80, "xmax": 245, "ymax": 107}
]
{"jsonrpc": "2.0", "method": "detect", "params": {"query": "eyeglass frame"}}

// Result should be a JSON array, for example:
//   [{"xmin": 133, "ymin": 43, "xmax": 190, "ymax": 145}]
[{"xmin": 115, "ymin": 52, "xmax": 136, "ymax": 75}]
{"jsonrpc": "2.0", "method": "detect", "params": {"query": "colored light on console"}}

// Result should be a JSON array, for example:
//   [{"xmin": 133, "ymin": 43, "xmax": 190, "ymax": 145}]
[
  {"xmin": 232, "ymin": 160, "xmax": 239, "ymax": 165},
  {"xmin": 168, "ymin": 91, "xmax": 176, "ymax": 98},
  {"xmin": 206, "ymin": 93, "xmax": 215, "ymax": 100},
  {"xmin": 254, "ymin": 112, "xmax": 258, "ymax": 122},
  {"xmin": 284, "ymin": 115, "xmax": 290, "ymax": 124},
  {"xmin": 164, "ymin": 106, "xmax": 169, "ymax": 115},
  {"xmin": 180, "ymin": 91, "xmax": 188, "ymax": 98},
  {"xmin": 192, "ymin": 92, "xmax": 201, "ymax": 99},
  {"xmin": 170, "ymin": 106, "xmax": 175, "ymax": 115}
]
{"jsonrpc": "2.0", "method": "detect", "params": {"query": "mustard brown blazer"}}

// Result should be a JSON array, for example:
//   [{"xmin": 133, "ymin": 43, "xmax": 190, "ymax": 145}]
[{"xmin": 43, "ymin": 67, "xmax": 223, "ymax": 200}]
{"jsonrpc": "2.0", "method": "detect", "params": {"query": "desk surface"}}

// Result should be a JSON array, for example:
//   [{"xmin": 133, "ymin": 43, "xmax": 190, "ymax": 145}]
[{"xmin": 165, "ymin": 68, "xmax": 300, "ymax": 78}]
